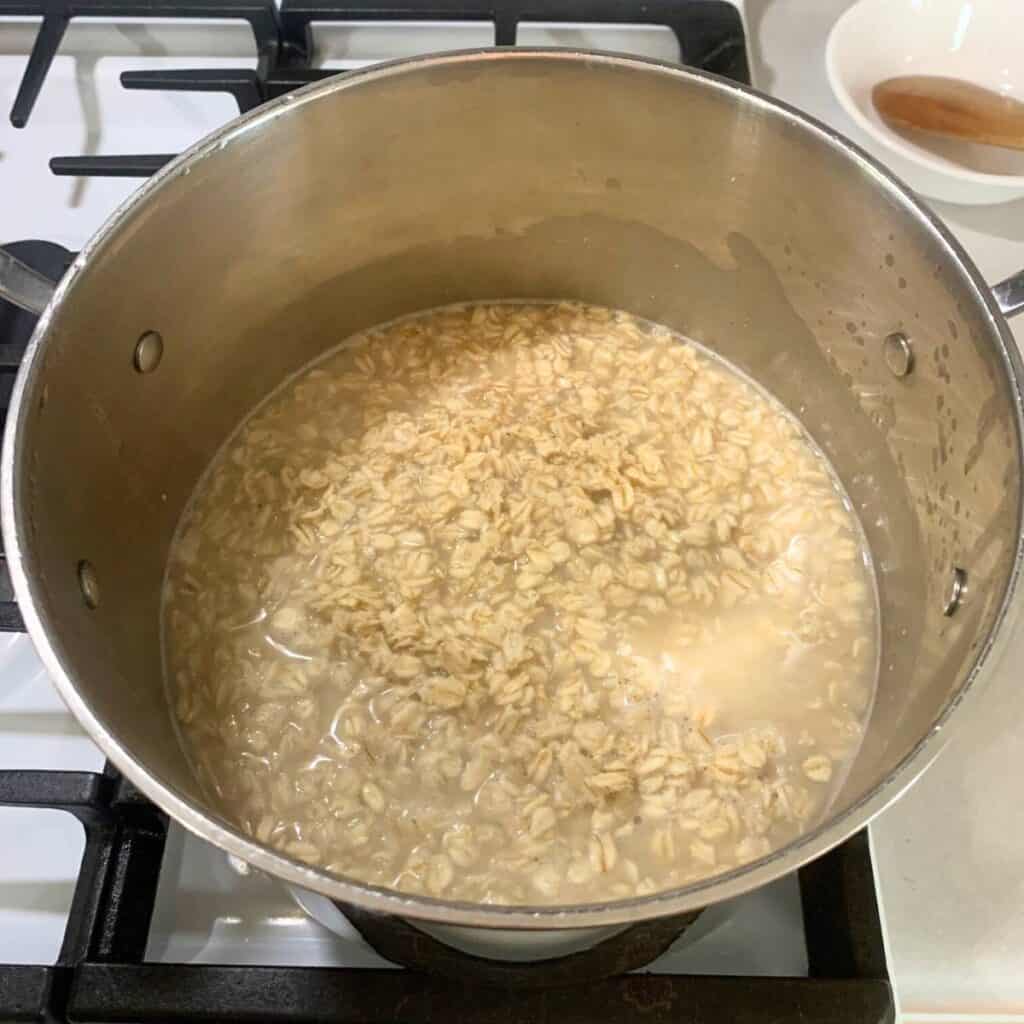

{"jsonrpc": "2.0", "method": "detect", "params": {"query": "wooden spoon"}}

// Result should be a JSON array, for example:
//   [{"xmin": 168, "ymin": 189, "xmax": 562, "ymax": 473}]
[{"xmin": 872, "ymin": 75, "xmax": 1024, "ymax": 151}]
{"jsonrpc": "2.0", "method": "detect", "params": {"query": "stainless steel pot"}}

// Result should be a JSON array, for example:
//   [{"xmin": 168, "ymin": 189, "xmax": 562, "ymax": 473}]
[{"xmin": 3, "ymin": 49, "xmax": 1024, "ymax": 933}]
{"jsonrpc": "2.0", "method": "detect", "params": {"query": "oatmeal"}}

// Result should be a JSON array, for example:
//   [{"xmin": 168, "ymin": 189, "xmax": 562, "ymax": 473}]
[{"xmin": 162, "ymin": 302, "xmax": 878, "ymax": 905}]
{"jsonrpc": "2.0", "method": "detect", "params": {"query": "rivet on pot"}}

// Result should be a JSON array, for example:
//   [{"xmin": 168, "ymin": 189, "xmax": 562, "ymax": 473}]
[
  {"xmin": 134, "ymin": 331, "xmax": 164, "ymax": 374},
  {"xmin": 883, "ymin": 332, "xmax": 914, "ymax": 377},
  {"xmin": 226, "ymin": 854, "xmax": 252, "ymax": 877},
  {"xmin": 943, "ymin": 567, "xmax": 967, "ymax": 617},
  {"xmin": 77, "ymin": 560, "xmax": 100, "ymax": 609}
]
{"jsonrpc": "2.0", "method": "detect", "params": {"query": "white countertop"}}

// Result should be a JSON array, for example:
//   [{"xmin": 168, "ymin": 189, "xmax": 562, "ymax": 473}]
[{"xmin": 750, "ymin": 1, "xmax": 1024, "ymax": 1019}]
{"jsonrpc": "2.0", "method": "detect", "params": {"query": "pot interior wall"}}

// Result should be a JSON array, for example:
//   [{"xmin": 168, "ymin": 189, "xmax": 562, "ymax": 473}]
[{"xmin": 13, "ymin": 54, "xmax": 1020, "ymax": 887}]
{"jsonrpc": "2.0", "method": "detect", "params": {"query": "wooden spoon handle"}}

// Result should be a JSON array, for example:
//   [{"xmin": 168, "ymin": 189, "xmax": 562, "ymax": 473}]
[{"xmin": 872, "ymin": 75, "xmax": 1024, "ymax": 152}]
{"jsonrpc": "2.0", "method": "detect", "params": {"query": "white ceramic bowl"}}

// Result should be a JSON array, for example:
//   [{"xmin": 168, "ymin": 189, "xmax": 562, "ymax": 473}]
[{"xmin": 826, "ymin": 0, "xmax": 1024, "ymax": 205}]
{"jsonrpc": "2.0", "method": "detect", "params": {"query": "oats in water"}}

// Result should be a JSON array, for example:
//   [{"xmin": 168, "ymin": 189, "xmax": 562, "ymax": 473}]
[{"xmin": 163, "ymin": 302, "xmax": 879, "ymax": 905}]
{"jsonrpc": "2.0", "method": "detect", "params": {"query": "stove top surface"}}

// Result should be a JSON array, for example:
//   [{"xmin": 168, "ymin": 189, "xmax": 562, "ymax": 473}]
[{"xmin": 0, "ymin": 4, "xmax": 896, "ymax": 1020}]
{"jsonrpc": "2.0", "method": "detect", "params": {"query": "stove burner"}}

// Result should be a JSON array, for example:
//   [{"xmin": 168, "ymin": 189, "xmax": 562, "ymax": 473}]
[{"xmin": 342, "ymin": 903, "xmax": 702, "ymax": 987}]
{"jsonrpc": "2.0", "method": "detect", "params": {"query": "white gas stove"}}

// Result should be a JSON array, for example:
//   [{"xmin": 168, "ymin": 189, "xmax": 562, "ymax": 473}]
[{"xmin": 1, "ymin": 1, "xmax": 1022, "ymax": 1020}]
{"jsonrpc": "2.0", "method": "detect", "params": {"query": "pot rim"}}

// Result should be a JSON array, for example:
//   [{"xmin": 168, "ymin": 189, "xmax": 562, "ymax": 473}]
[{"xmin": 4, "ymin": 47, "xmax": 1023, "ymax": 930}]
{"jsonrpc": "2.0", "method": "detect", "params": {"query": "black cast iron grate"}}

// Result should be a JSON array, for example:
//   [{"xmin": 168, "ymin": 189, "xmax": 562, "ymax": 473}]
[
  {"xmin": 0, "ymin": 15, "xmax": 886, "ymax": 1015},
  {"xmin": 0, "ymin": 753, "xmax": 895, "ymax": 1022},
  {"xmin": 3, "ymin": 0, "xmax": 749, "ymax": 176}
]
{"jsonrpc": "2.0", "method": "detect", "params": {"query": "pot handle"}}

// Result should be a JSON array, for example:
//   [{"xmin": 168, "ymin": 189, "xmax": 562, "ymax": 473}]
[
  {"xmin": 0, "ymin": 247, "xmax": 58, "ymax": 316},
  {"xmin": 0, "ymin": 244, "xmax": 66, "ymax": 632},
  {"xmin": 993, "ymin": 270, "xmax": 1024, "ymax": 320}
]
